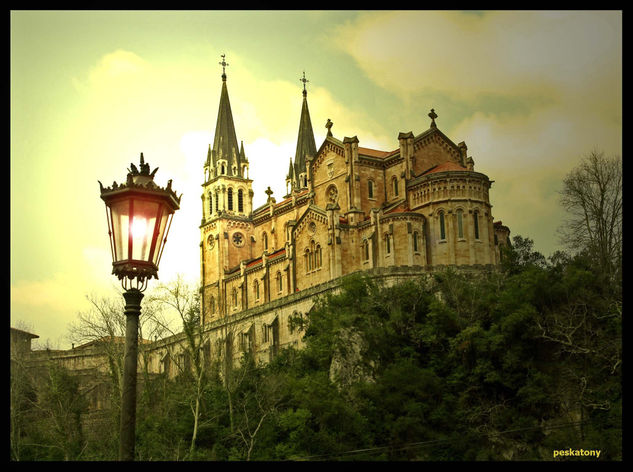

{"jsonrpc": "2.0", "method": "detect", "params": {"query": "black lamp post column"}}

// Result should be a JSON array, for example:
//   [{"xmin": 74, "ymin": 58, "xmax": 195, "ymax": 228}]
[
  {"xmin": 119, "ymin": 288, "xmax": 144, "ymax": 461},
  {"xmin": 100, "ymin": 153, "xmax": 180, "ymax": 461}
]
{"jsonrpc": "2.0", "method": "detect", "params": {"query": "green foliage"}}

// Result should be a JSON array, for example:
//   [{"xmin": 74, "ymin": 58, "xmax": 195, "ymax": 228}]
[{"xmin": 12, "ymin": 235, "xmax": 620, "ymax": 461}]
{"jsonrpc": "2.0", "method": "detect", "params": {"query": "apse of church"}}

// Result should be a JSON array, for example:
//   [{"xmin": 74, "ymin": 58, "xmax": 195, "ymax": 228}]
[{"xmin": 199, "ymin": 57, "xmax": 510, "ymax": 327}]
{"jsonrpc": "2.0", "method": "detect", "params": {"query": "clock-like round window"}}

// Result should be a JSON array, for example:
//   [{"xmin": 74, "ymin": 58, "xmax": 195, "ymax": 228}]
[
  {"xmin": 308, "ymin": 221, "xmax": 317, "ymax": 234},
  {"xmin": 232, "ymin": 232, "xmax": 245, "ymax": 247},
  {"xmin": 207, "ymin": 234, "xmax": 215, "ymax": 250}
]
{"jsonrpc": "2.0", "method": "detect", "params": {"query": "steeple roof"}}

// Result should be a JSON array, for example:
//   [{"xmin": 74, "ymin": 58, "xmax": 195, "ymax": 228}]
[
  {"xmin": 211, "ymin": 57, "xmax": 244, "ymax": 178},
  {"xmin": 294, "ymin": 73, "xmax": 317, "ymax": 181}
]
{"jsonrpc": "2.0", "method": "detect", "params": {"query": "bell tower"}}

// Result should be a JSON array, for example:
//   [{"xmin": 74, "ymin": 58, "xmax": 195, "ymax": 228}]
[{"xmin": 200, "ymin": 54, "xmax": 254, "ymax": 323}]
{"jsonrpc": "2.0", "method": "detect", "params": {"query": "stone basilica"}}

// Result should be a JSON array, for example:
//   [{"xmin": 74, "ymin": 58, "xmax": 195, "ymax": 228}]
[{"xmin": 196, "ymin": 59, "xmax": 510, "ymax": 364}]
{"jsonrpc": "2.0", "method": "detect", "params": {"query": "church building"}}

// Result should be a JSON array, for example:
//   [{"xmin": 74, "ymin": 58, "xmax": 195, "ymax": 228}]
[{"xmin": 199, "ymin": 56, "xmax": 510, "ymax": 332}]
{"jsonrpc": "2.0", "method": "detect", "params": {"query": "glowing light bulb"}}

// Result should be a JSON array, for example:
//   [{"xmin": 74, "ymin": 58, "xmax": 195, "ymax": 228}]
[{"xmin": 131, "ymin": 217, "xmax": 147, "ymax": 238}]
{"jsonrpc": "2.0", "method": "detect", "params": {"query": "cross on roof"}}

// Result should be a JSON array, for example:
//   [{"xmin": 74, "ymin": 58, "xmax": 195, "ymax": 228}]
[
  {"xmin": 428, "ymin": 108, "xmax": 438, "ymax": 127},
  {"xmin": 300, "ymin": 71, "xmax": 309, "ymax": 95},
  {"xmin": 219, "ymin": 54, "xmax": 229, "ymax": 79}
]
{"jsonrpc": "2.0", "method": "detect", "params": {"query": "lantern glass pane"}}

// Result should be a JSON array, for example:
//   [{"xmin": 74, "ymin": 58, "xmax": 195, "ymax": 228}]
[
  {"xmin": 110, "ymin": 200, "xmax": 130, "ymax": 261},
  {"xmin": 152, "ymin": 208, "xmax": 169, "ymax": 265},
  {"xmin": 131, "ymin": 199, "xmax": 159, "ymax": 262}
]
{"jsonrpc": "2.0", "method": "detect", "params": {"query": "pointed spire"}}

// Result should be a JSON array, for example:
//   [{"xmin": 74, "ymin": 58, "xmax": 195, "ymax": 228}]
[
  {"xmin": 211, "ymin": 54, "xmax": 243, "ymax": 178},
  {"xmin": 294, "ymin": 71, "xmax": 317, "ymax": 186}
]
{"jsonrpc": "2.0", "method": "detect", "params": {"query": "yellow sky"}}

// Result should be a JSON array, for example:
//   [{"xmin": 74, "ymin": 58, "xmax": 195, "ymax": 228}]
[{"xmin": 10, "ymin": 10, "xmax": 622, "ymax": 347}]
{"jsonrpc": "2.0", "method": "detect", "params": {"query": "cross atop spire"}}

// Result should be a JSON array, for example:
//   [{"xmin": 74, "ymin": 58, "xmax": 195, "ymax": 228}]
[
  {"xmin": 428, "ymin": 108, "xmax": 438, "ymax": 128},
  {"xmin": 219, "ymin": 54, "xmax": 229, "ymax": 81},
  {"xmin": 300, "ymin": 71, "xmax": 309, "ymax": 97}
]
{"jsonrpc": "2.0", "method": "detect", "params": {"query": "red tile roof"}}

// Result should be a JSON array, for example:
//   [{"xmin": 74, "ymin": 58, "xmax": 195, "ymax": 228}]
[
  {"xmin": 358, "ymin": 146, "xmax": 398, "ymax": 159},
  {"xmin": 421, "ymin": 161, "xmax": 467, "ymax": 175}
]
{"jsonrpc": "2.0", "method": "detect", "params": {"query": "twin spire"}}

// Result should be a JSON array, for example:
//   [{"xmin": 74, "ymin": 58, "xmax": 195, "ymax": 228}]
[
  {"xmin": 208, "ymin": 55, "xmax": 316, "ymax": 192},
  {"xmin": 208, "ymin": 54, "xmax": 247, "ymax": 178}
]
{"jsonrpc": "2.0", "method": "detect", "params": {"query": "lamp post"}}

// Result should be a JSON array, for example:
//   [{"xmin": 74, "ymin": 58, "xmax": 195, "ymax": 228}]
[{"xmin": 99, "ymin": 153, "xmax": 180, "ymax": 461}]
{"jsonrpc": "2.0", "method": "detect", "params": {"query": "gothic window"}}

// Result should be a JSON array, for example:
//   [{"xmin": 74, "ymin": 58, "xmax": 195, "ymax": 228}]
[
  {"xmin": 227, "ymin": 188, "xmax": 233, "ymax": 211},
  {"xmin": 238, "ymin": 189, "xmax": 244, "ymax": 212},
  {"xmin": 385, "ymin": 234, "xmax": 392, "ymax": 254},
  {"xmin": 276, "ymin": 271, "xmax": 282, "ymax": 293},
  {"xmin": 362, "ymin": 239, "xmax": 369, "ymax": 261},
  {"xmin": 254, "ymin": 280, "xmax": 260, "ymax": 301},
  {"xmin": 232, "ymin": 288, "xmax": 238, "ymax": 309},
  {"xmin": 413, "ymin": 231, "xmax": 419, "ymax": 252},
  {"xmin": 473, "ymin": 211, "xmax": 480, "ymax": 239},
  {"xmin": 368, "ymin": 180, "xmax": 375, "ymax": 199},
  {"xmin": 304, "ymin": 248, "xmax": 310, "ymax": 273},
  {"xmin": 263, "ymin": 232, "xmax": 268, "ymax": 252},
  {"xmin": 316, "ymin": 244, "xmax": 322, "ymax": 268},
  {"xmin": 439, "ymin": 211, "xmax": 446, "ymax": 240},
  {"xmin": 457, "ymin": 209, "xmax": 464, "ymax": 239},
  {"xmin": 209, "ymin": 193, "xmax": 213, "ymax": 215},
  {"xmin": 310, "ymin": 240, "xmax": 316, "ymax": 269},
  {"xmin": 392, "ymin": 177, "xmax": 399, "ymax": 197},
  {"xmin": 221, "ymin": 164, "xmax": 226, "ymax": 175},
  {"xmin": 215, "ymin": 193, "xmax": 219, "ymax": 213}
]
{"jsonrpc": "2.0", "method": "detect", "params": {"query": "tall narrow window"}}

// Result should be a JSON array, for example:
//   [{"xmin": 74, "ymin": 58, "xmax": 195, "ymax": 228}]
[
  {"xmin": 310, "ymin": 241, "xmax": 316, "ymax": 270},
  {"xmin": 238, "ymin": 189, "xmax": 244, "ymax": 212},
  {"xmin": 227, "ymin": 188, "xmax": 233, "ymax": 211},
  {"xmin": 316, "ymin": 244, "xmax": 322, "ymax": 268},
  {"xmin": 304, "ymin": 248, "xmax": 310, "ymax": 273},
  {"xmin": 439, "ymin": 211, "xmax": 446, "ymax": 240},
  {"xmin": 368, "ymin": 180, "xmax": 374, "ymax": 199},
  {"xmin": 232, "ymin": 288, "xmax": 238, "ymax": 308},
  {"xmin": 413, "ymin": 231, "xmax": 419, "ymax": 252},
  {"xmin": 215, "ymin": 193, "xmax": 219, "ymax": 213},
  {"xmin": 363, "ymin": 239, "xmax": 369, "ymax": 260},
  {"xmin": 276, "ymin": 271, "xmax": 282, "ymax": 293},
  {"xmin": 473, "ymin": 211, "xmax": 480, "ymax": 239},
  {"xmin": 393, "ymin": 177, "xmax": 399, "ymax": 197},
  {"xmin": 209, "ymin": 296, "xmax": 215, "ymax": 314},
  {"xmin": 457, "ymin": 210, "xmax": 464, "ymax": 238},
  {"xmin": 386, "ymin": 234, "xmax": 391, "ymax": 254},
  {"xmin": 263, "ymin": 232, "xmax": 268, "ymax": 252},
  {"xmin": 255, "ymin": 280, "xmax": 260, "ymax": 300},
  {"xmin": 209, "ymin": 193, "xmax": 213, "ymax": 215}
]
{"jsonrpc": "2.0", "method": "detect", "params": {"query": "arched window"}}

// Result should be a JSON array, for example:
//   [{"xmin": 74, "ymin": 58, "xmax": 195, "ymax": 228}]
[
  {"xmin": 227, "ymin": 188, "xmax": 233, "ymax": 211},
  {"xmin": 209, "ymin": 193, "xmax": 213, "ymax": 215},
  {"xmin": 385, "ymin": 234, "xmax": 392, "ymax": 254},
  {"xmin": 316, "ymin": 244, "xmax": 322, "ymax": 268},
  {"xmin": 232, "ymin": 288, "xmax": 238, "ymax": 308},
  {"xmin": 457, "ymin": 209, "xmax": 464, "ymax": 238},
  {"xmin": 304, "ymin": 248, "xmax": 310, "ymax": 273},
  {"xmin": 238, "ymin": 189, "xmax": 244, "ymax": 213},
  {"xmin": 413, "ymin": 231, "xmax": 419, "ymax": 252},
  {"xmin": 439, "ymin": 211, "xmax": 446, "ymax": 240},
  {"xmin": 473, "ymin": 211, "xmax": 480, "ymax": 239},
  {"xmin": 215, "ymin": 193, "xmax": 219, "ymax": 214},
  {"xmin": 221, "ymin": 164, "xmax": 226, "ymax": 175},
  {"xmin": 254, "ymin": 280, "xmax": 260, "ymax": 301},
  {"xmin": 263, "ymin": 232, "xmax": 268, "ymax": 252},
  {"xmin": 310, "ymin": 240, "xmax": 316, "ymax": 270},
  {"xmin": 276, "ymin": 271, "xmax": 282, "ymax": 293},
  {"xmin": 363, "ymin": 239, "xmax": 369, "ymax": 261},
  {"xmin": 368, "ymin": 180, "xmax": 375, "ymax": 199},
  {"xmin": 392, "ymin": 177, "xmax": 399, "ymax": 197}
]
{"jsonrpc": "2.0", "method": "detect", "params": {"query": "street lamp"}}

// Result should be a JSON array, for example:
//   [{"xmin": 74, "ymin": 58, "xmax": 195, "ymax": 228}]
[{"xmin": 99, "ymin": 153, "xmax": 180, "ymax": 461}]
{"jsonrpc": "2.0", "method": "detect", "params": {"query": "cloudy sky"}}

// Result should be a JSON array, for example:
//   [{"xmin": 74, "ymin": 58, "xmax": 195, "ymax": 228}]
[{"xmin": 11, "ymin": 10, "xmax": 622, "ymax": 347}]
